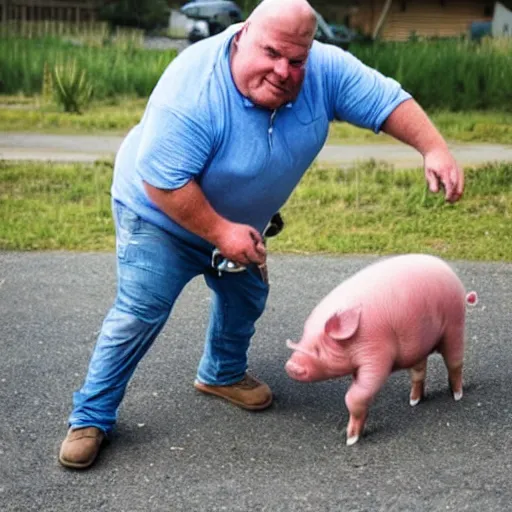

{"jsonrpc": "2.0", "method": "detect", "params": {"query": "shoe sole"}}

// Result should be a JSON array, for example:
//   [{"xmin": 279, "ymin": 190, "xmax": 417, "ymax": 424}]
[
  {"xmin": 194, "ymin": 380, "xmax": 273, "ymax": 411},
  {"xmin": 58, "ymin": 454, "xmax": 98, "ymax": 470}
]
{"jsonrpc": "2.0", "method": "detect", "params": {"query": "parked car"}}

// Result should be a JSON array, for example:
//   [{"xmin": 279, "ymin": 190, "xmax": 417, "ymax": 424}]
[
  {"xmin": 181, "ymin": 1, "xmax": 358, "ymax": 49},
  {"xmin": 181, "ymin": 0, "xmax": 243, "ymax": 42},
  {"xmin": 314, "ymin": 12, "xmax": 359, "ymax": 49}
]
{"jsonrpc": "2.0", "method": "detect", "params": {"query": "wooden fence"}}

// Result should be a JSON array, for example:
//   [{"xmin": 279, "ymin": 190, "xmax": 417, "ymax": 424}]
[{"xmin": 0, "ymin": 0, "xmax": 99, "ymax": 24}]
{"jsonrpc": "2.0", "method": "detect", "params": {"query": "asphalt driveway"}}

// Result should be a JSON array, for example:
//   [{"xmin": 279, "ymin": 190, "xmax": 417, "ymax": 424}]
[{"xmin": 1, "ymin": 252, "xmax": 511, "ymax": 511}]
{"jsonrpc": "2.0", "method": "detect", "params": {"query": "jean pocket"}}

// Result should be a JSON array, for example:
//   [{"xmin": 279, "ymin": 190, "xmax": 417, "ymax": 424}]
[{"xmin": 113, "ymin": 201, "xmax": 140, "ymax": 261}]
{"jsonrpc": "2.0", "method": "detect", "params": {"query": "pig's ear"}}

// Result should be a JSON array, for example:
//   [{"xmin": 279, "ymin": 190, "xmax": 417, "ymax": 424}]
[{"xmin": 324, "ymin": 305, "xmax": 362, "ymax": 341}]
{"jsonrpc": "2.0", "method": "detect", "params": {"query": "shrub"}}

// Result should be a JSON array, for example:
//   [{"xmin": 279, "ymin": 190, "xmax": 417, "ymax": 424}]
[{"xmin": 52, "ymin": 60, "xmax": 93, "ymax": 113}]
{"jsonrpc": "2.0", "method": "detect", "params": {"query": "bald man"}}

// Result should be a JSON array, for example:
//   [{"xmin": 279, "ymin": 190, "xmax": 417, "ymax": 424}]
[{"xmin": 59, "ymin": 0, "xmax": 464, "ymax": 469}]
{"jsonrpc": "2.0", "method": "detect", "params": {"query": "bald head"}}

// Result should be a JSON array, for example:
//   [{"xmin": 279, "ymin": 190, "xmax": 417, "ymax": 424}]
[
  {"xmin": 248, "ymin": 0, "xmax": 317, "ymax": 41},
  {"xmin": 230, "ymin": 0, "xmax": 317, "ymax": 109}
]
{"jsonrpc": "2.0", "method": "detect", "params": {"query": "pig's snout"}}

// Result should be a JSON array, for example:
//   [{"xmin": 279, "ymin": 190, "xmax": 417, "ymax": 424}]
[
  {"xmin": 285, "ymin": 359, "xmax": 308, "ymax": 380},
  {"xmin": 285, "ymin": 340, "xmax": 315, "ymax": 381}
]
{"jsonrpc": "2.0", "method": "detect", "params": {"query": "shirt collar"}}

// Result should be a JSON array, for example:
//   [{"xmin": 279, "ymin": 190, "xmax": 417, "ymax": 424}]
[{"xmin": 241, "ymin": 97, "xmax": 293, "ymax": 109}]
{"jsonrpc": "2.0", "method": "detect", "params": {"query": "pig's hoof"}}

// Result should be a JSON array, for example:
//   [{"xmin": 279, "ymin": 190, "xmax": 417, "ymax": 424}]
[
  {"xmin": 453, "ymin": 390, "xmax": 463, "ymax": 401},
  {"xmin": 409, "ymin": 397, "xmax": 421, "ymax": 406},
  {"xmin": 346, "ymin": 435, "xmax": 359, "ymax": 446}
]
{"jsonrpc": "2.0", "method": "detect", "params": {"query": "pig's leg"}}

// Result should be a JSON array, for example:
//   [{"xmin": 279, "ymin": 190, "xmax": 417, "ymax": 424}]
[
  {"xmin": 345, "ymin": 363, "xmax": 391, "ymax": 446},
  {"xmin": 409, "ymin": 359, "xmax": 427, "ymax": 406},
  {"xmin": 438, "ymin": 325, "xmax": 465, "ymax": 401}
]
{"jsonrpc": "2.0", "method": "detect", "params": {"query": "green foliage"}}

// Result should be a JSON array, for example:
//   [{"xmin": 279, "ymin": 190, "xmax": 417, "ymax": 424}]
[
  {"xmin": 0, "ymin": 37, "xmax": 176, "ymax": 99},
  {"xmin": 350, "ymin": 38, "xmax": 512, "ymax": 112},
  {"xmin": 99, "ymin": 0, "xmax": 170, "ymax": 31},
  {"xmin": 52, "ymin": 60, "xmax": 93, "ymax": 113},
  {"xmin": 41, "ymin": 61, "xmax": 53, "ymax": 105},
  {"xmin": 2, "ymin": 35, "xmax": 512, "ymax": 111},
  {"xmin": 240, "ymin": 0, "xmax": 260, "ymax": 18}
]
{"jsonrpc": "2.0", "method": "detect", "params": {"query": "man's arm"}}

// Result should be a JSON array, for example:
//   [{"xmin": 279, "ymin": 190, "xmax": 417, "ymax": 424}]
[
  {"xmin": 144, "ymin": 180, "xmax": 266, "ymax": 266},
  {"xmin": 381, "ymin": 98, "xmax": 464, "ymax": 203}
]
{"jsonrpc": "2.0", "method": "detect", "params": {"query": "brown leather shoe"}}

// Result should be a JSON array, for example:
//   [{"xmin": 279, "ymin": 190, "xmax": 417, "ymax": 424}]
[
  {"xmin": 59, "ymin": 426, "xmax": 105, "ymax": 469},
  {"xmin": 194, "ymin": 373, "xmax": 273, "ymax": 410}
]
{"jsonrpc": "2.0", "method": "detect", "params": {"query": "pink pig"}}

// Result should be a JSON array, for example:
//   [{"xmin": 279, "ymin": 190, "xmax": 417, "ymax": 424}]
[{"xmin": 285, "ymin": 254, "xmax": 477, "ymax": 446}]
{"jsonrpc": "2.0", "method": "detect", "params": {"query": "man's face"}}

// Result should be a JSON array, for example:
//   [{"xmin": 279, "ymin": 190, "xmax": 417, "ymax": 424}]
[{"xmin": 231, "ymin": 21, "xmax": 313, "ymax": 109}]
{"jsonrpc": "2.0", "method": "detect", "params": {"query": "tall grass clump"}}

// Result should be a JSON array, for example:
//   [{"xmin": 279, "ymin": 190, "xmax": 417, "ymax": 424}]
[
  {"xmin": 52, "ymin": 59, "xmax": 93, "ymax": 113},
  {"xmin": 350, "ymin": 37, "xmax": 512, "ymax": 111},
  {"xmin": 0, "ymin": 36, "xmax": 176, "ymax": 99}
]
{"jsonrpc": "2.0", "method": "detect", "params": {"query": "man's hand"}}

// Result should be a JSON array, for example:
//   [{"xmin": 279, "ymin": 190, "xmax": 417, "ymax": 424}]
[
  {"xmin": 215, "ymin": 223, "xmax": 266, "ymax": 266},
  {"xmin": 144, "ymin": 181, "xmax": 266, "ymax": 264},
  {"xmin": 144, "ymin": 180, "xmax": 266, "ymax": 264},
  {"xmin": 381, "ymin": 99, "xmax": 464, "ymax": 204},
  {"xmin": 423, "ymin": 148, "xmax": 464, "ymax": 203}
]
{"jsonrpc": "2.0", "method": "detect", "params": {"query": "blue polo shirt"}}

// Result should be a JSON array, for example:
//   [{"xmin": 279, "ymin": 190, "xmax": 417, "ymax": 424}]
[{"xmin": 112, "ymin": 25, "xmax": 411, "ymax": 249}]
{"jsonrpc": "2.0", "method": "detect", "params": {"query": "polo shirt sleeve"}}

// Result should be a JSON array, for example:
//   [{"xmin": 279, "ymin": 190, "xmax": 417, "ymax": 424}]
[
  {"xmin": 135, "ymin": 101, "xmax": 213, "ymax": 190},
  {"xmin": 321, "ymin": 45, "xmax": 412, "ymax": 133}
]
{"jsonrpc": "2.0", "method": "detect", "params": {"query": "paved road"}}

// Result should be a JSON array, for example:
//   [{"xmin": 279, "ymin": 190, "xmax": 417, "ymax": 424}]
[
  {"xmin": 1, "ymin": 252, "xmax": 511, "ymax": 511},
  {"xmin": 1, "ymin": 132, "xmax": 512, "ymax": 167}
]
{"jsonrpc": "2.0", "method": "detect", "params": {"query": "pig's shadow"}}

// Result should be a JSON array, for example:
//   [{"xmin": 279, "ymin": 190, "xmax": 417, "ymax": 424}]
[
  {"xmin": 346, "ymin": 377, "xmax": 510, "ymax": 447},
  {"xmin": 279, "ymin": 376, "xmax": 486, "ymax": 444}
]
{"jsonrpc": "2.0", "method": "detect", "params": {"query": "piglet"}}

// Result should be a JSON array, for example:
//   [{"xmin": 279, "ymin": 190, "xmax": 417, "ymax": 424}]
[{"xmin": 285, "ymin": 254, "xmax": 477, "ymax": 446}]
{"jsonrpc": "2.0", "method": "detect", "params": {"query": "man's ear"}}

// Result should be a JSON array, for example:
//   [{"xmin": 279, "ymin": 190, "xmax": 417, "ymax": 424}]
[
  {"xmin": 239, "ymin": 21, "xmax": 250, "ymax": 37},
  {"xmin": 233, "ymin": 22, "xmax": 247, "ymax": 48}
]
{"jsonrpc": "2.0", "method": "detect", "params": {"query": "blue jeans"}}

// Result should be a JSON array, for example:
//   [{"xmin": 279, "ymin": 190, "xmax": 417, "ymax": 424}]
[{"xmin": 69, "ymin": 201, "xmax": 269, "ymax": 433}]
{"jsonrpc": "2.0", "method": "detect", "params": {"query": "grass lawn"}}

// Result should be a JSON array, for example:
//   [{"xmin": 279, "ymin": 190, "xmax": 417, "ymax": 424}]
[
  {"xmin": 1, "ymin": 95, "xmax": 512, "ymax": 144},
  {"xmin": 0, "ymin": 96, "xmax": 146, "ymax": 136},
  {"xmin": 1, "ymin": 159, "xmax": 510, "ymax": 261}
]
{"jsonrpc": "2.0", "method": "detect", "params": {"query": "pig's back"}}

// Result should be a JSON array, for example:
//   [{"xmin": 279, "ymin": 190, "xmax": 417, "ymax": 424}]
[{"xmin": 309, "ymin": 254, "xmax": 466, "ymax": 330}]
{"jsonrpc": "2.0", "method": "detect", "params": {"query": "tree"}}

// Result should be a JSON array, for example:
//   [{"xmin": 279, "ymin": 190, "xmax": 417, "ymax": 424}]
[{"xmin": 99, "ymin": 0, "xmax": 170, "ymax": 31}]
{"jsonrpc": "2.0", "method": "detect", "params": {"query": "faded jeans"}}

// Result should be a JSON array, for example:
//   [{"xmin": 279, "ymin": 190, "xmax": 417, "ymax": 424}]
[{"xmin": 69, "ymin": 200, "xmax": 269, "ymax": 433}]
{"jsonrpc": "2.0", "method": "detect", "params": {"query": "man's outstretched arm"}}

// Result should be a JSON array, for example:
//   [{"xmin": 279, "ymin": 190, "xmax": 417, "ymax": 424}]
[{"xmin": 382, "ymin": 98, "xmax": 464, "ymax": 203}]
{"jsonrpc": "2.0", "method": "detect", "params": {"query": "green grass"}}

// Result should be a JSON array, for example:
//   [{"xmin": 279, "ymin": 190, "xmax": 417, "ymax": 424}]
[
  {"xmin": 350, "ymin": 38, "xmax": 512, "ymax": 112},
  {"xmin": 3, "ymin": 36, "xmax": 512, "ymax": 110},
  {"xmin": 0, "ymin": 160, "xmax": 114, "ymax": 250},
  {"xmin": 1, "ymin": 159, "xmax": 511, "ymax": 261},
  {"xmin": 0, "ymin": 96, "xmax": 146, "ymax": 134},
  {"xmin": 270, "ymin": 160, "xmax": 512, "ymax": 261},
  {"xmin": 0, "ymin": 37, "xmax": 176, "ymax": 99},
  {"xmin": 2, "ymin": 96, "xmax": 512, "ymax": 144},
  {"xmin": 328, "ymin": 110, "xmax": 512, "ymax": 145}
]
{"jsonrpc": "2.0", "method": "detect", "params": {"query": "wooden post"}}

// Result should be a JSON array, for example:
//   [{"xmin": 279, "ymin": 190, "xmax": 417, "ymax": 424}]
[
  {"xmin": 0, "ymin": 0, "xmax": 7, "ymax": 23},
  {"xmin": 372, "ymin": 0, "xmax": 393, "ymax": 40}
]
